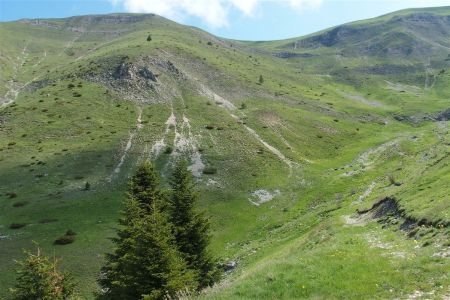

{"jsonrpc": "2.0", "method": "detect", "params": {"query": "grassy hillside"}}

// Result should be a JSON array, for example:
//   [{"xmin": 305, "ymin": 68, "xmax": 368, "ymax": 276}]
[{"xmin": 0, "ymin": 9, "xmax": 449, "ymax": 299}]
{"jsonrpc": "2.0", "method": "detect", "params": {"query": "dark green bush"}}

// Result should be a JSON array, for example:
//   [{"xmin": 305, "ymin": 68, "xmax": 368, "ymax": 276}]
[
  {"xmin": 10, "ymin": 223, "xmax": 26, "ymax": 229},
  {"xmin": 13, "ymin": 201, "xmax": 28, "ymax": 207},
  {"xmin": 202, "ymin": 167, "xmax": 217, "ymax": 175},
  {"xmin": 65, "ymin": 229, "xmax": 76, "ymax": 236},
  {"xmin": 39, "ymin": 218, "xmax": 58, "ymax": 224},
  {"xmin": 164, "ymin": 146, "xmax": 173, "ymax": 154},
  {"xmin": 54, "ymin": 235, "xmax": 75, "ymax": 245}
]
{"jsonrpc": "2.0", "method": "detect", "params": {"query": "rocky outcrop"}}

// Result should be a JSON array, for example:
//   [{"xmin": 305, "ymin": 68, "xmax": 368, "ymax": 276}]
[{"xmin": 436, "ymin": 107, "xmax": 450, "ymax": 121}]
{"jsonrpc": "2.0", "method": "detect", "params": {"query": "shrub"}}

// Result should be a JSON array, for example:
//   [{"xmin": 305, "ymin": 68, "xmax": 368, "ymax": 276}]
[
  {"xmin": 207, "ymin": 41, "xmax": 213, "ymax": 46},
  {"xmin": 72, "ymin": 92, "xmax": 81, "ymax": 97},
  {"xmin": 13, "ymin": 201, "xmax": 28, "ymax": 207},
  {"xmin": 205, "ymin": 125, "xmax": 215, "ymax": 130},
  {"xmin": 54, "ymin": 235, "xmax": 75, "ymax": 245},
  {"xmin": 146, "ymin": 34, "xmax": 152, "ymax": 41},
  {"xmin": 258, "ymin": 75, "xmax": 264, "ymax": 84},
  {"xmin": 67, "ymin": 83, "xmax": 75, "ymax": 89},
  {"xmin": 240, "ymin": 103, "xmax": 247, "ymax": 109},
  {"xmin": 202, "ymin": 167, "xmax": 217, "ymax": 175},
  {"xmin": 39, "ymin": 218, "xmax": 58, "ymax": 224},
  {"xmin": 10, "ymin": 247, "xmax": 75, "ymax": 299},
  {"xmin": 6, "ymin": 192, "xmax": 18, "ymax": 198},
  {"xmin": 164, "ymin": 146, "xmax": 173, "ymax": 154},
  {"xmin": 84, "ymin": 182, "xmax": 91, "ymax": 190},
  {"xmin": 65, "ymin": 229, "xmax": 76, "ymax": 236},
  {"xmin": 10, "ymin": 223, "xmax": 26, "ymax": 229}
]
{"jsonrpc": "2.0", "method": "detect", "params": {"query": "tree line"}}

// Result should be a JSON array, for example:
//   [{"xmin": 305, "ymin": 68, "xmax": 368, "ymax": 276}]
[{"xmin": 10, "ymin": 160, "xmax": 220, "ymax": 300}]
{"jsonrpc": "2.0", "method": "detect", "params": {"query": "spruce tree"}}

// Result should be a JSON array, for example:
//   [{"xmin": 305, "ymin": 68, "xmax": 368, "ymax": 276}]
[
  {"xmin": 10, "ymin": 247, "xmax": 75, "ymax": 300},
  {"xmin": 258, "ymin": 74, "xmax": 264, "ymax": 84},
  {"xmin": 128, "ymin": 161, "xmax": 164, "ymax": 211},
  {"xmin": 98, "ymin": 161, "xmax": 196, "ymax": 299},
  {"xmin": 169, "ymin": 160, "xmax": 220, "ymax": 288},
  {"xmin": 98, "ymin": 201, "xmax": 196, "ymax": 299}
]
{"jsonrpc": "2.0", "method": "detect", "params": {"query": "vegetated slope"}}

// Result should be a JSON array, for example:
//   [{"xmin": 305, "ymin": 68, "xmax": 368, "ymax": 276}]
[{"xmin": 0, "ymin": 8, "xmax": 449, "ymax": 299}]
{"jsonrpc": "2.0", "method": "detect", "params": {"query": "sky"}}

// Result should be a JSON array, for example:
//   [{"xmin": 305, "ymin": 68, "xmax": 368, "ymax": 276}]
[{"xmin": 1, "ymin": 0, "xmax": 449, "ymax": 40}]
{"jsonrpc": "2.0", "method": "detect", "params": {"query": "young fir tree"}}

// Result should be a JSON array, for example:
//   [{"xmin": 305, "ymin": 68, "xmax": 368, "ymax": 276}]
[
  {"xmin": 258, "ymin": 74, "xmax": 264, "ymax": 84},
  {"xmin": 10, "ymin": 247, "xmax": 75, "ymax": 300},
  {"xmin": 98, "ymin": 161, "xmax": 196, "ymax": 299},
  {"xmin": 169, "ymin": 160, "xmax": 220, "ymax": 288},
  {"xmin": 128, "ymin": 161, "xmax": 165, "ymax": 211},
  {"xmin": 98, "ymin": 201, "xmax": 196, "ymax": 299}
]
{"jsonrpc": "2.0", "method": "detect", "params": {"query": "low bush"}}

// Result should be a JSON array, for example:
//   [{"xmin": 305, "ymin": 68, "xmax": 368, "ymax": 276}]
[
  {"xmin": 13, "ymin": 201, "xmax": 28, "ymax": 207},
  {"xmin": 39, "ymin": 218, "xmax": 58, "ymax": 224},
  {"xmin": 54, "ymin": 235, "xmax": 75, "ymax": 245},
  {"xmin": 65, "ymin": 229, "xmax": 77, "ymax": 236},
  {"xmin": 202, "ymin": 167, "xmax": 217, "ymax": 175},
  {"xmin": 10, "ymin": 223, "xmax": 26, "ymax": 229},
  {"xmin": 164, "ymin": 146, "xmax": 173, "ymax": 154}
]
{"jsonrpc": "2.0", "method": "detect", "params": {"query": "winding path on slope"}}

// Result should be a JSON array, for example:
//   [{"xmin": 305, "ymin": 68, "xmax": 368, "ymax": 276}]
[
  {"xmin": 149, "ymin": 100, "xmax": 205, "ymax": 177},
  {"xmin": 107, "ymin": 106, "xmax": 143, "ymax": 181},
  {"xmin": 199, "ymin": 84, "xmax": 297, "ymax": 170}
]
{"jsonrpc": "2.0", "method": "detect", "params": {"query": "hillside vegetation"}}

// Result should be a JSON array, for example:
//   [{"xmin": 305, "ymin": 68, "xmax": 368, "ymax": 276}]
[{"xmin": 0, "ymin": 8, "xmax": 449, "ymax": 299}]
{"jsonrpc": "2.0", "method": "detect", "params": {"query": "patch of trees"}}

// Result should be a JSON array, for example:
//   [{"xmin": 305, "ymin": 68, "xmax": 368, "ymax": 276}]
[
  {"xmin": 98, "ymin": 160, "xmax": 220, "ymax": 298},
  {"xmin": 9, "ymin": 160, "xmax": 220, "ymax": 299}
]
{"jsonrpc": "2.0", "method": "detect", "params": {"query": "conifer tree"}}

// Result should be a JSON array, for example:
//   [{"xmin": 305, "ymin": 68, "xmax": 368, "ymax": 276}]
[
  {"xmin": 98, "ymin": 201, "xmax": 196, "ymax": 299},
  {"xmin": 169, "ymin": 160, "xmax": 220, "ymax": 288},
  {"xmin": 128, "ymin": 161, "xmax": 164, "ymax": 211},
  {"xmin": 98, "ymin": 162, "xmax": 196, "ymax": 299},
  {"xmin": 10, "ymin": 247, "xmax": 75, "ymax": 300}
]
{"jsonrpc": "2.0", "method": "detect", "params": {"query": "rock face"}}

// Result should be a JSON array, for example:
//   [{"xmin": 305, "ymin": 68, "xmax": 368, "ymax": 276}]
[{"xmin": 436, "ymin": 107, "xmax": 450, "ymax": 121}]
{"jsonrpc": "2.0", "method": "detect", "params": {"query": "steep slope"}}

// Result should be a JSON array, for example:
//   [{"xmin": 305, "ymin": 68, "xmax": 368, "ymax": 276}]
[{"xmin": 0, "ymin": 9, "xmax": 449, "ymax": 299}]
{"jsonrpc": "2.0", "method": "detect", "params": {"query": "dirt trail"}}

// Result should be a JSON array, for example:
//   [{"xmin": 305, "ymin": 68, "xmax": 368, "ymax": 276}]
[
  {"xmin": 107, "ymin": 107, "xmax": 143, "ymax": 181},
  {"xmin": 172, "ymin": 112, "xmax": 205, "ymax": 177},
  {"xmin": 59, "ymin": 35, "xmax": 81, "ymax": 57},
  {"xmin": 32, "ymin": 50, "xmax": 47, "ymax": 68},
  {"xmin": 150, "ymin": 106, "xmax": 175, "ymax": 158},
  {"xmin": 76, "ymin": 38, "xmax": 120, "ymax": 61},
  {"xmin": 199, "ymin": 84, "xmax": 296, "ymax": 170},
  {"xmin": 357, "ymin": 181, "xmax": 376, "ymax": 202},
  {"xmin": 338, "ymin": 90, "xmax": 384, "ymax": 107},
  {"xmin": 2, "ymin": 45, "xmax": 28, "ymax": 107},
  {"xmin": 341, "ymin": 138, "xmax": 402, "ymax": 177},
  {"xmin": 149, "ymin": 102, "xmax": 205, "ymax": 177},
  {"xmin": 151, "ymin": 56, "xmax": 295, "ymax": 171}
]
